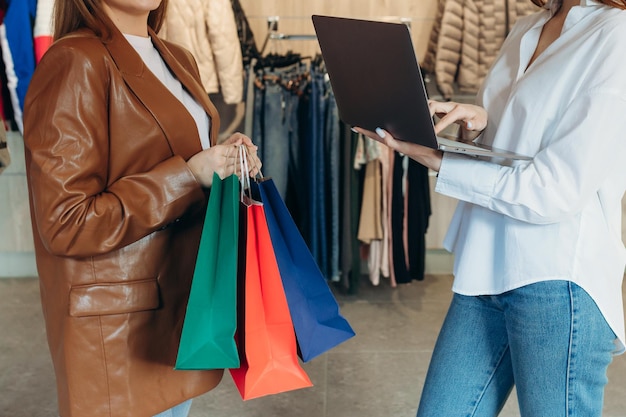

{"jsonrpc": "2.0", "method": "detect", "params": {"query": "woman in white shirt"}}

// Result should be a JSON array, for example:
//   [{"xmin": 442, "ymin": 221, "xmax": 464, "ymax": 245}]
[{"xmin": 356, "ymin": 0, "xmax": 625, "ymax": 415}]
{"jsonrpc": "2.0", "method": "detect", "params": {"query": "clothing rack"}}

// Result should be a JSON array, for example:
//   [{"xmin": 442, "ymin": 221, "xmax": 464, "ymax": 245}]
[
  {"xmin": 258, "ymin": 15, "xmax": 413, "ymax": 55},
  {"xmin": 260, "ymin": 16, "xmax": 317, "ymax": 55}
]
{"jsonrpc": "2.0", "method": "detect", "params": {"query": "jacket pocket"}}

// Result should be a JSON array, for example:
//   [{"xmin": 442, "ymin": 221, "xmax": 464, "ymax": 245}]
[{"xmin": 69, "ymin": 279, "xmax": 160, "ymax": 317}]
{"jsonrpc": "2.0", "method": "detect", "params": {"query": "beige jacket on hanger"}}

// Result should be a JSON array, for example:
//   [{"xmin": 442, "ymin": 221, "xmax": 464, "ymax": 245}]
[
  {"xmin": 161, "ymin": 0, "xmax": 244, "ymax": 104},
  {"xmin": 422, "ymin": 0, "xmax": 538, "ymax": 99}
]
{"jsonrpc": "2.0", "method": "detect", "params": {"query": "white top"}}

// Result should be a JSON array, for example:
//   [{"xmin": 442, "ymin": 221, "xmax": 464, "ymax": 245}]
[
  {"xmin": 124, "ymin": 34, "xmax": 211, "ymax": 150},
  {"xmin": 435, "ymin": 0, "xmax": 626, "ymax": 353}
]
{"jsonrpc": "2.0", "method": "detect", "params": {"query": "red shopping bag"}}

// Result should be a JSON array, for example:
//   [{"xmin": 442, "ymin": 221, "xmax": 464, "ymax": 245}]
[{"xmin": 229, "ymin": 195, "xmax": 313, "ymax": 400}]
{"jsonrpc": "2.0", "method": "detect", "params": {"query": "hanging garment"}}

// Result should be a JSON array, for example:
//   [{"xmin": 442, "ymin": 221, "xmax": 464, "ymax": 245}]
[
  {"xmin": 360, "ymin": 144, "xmax": 392, "ymax": 286},
  {"xmin": 230, "ymin": 0, "xmax": 260, "ymax": 66},
  {"xmin": 161, "ymin": 0, "xmax": 243, "ymax": 104},
  {"xmin": 0, "ymin": 0, "xmax": 37, "ymax": 133},
  {"xmin": 422, "ymin": 0, "xmax": 537, "ymax": 99},
  {"xmin": 340, "ymin": 125, "xmax": 362, "ymax": 294},
  {"xmin": 33, "ymin": 0, "xmax": 53, "ymax": 63},
  {"xmin": 251, "ymin": 60, "xmax": 307, "ymax": 201},
  {"xmin": 357, "ymin": 159, "xmax": 383, "ymax": 244},
  {"xmin": 389, "ymin": 153, "xmax": 431, "ymax": 284}
]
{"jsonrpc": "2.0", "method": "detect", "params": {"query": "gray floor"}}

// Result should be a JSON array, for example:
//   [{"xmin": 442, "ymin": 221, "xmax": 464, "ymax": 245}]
[{"xmin": 1, "ymin": 275, "xmax": 625, "ymax": 417}]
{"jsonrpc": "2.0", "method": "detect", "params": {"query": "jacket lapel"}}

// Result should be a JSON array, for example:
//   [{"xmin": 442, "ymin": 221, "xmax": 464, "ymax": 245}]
[
  {"xmin": 102, "ymin": 26, "xmax": 220, "ymax": 160},
  {"xmin": 150, "ymin": 29, "xmax": 221, "ymax": 145}
]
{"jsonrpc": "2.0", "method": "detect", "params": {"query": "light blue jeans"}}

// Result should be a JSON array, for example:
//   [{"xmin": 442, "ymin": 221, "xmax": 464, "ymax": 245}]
[
  {"xmin": 417, "ymin": 281, "xmax": 616, "ymax": 417},
  {"xmin": 153, "ymin": 399, "xmax": 193, "ymax": 417}
]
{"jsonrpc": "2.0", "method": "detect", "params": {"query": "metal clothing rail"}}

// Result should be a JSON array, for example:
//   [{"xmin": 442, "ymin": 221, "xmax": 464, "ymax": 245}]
[
  {"xmin": 258, "ymin": 15, "xmax": 414, "ymax": 55},
  {"xmin": 259, "ymin": 16, "xmax": 317, "ymax": 54}
]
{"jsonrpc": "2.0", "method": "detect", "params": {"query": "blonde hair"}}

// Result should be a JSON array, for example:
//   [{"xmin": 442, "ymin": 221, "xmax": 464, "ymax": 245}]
[{"xmin": 53, "ymin": 0, "xmax": 168, "ymax": 40}]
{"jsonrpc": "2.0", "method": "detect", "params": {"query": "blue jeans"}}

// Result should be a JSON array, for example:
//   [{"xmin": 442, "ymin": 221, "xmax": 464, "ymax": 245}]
[
  {"xmin": 153, "ymin": 399, "xmax": 192, "ymax": 417},
  {"xmin": 252, "ymin": 64, "xmax": 304, "ymax": 200},
  {"xmin": 417, "ymin": 281, "xmax": 616, "ymax": 417},
  {"xmin": 324, "ymin": 87, "xmax": 341, "ymax": 282}
]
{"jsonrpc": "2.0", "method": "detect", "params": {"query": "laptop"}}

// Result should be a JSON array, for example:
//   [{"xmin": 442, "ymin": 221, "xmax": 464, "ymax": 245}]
[{"xmin": 311, "ymin": 15, "xmax": 532, "ymax": 160}]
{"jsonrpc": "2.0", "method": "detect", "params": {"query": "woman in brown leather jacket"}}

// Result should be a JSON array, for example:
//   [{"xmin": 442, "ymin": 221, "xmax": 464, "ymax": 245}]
[{"xmin": 22, "ymin": 1, "xmax": 259, "ymax": 416}]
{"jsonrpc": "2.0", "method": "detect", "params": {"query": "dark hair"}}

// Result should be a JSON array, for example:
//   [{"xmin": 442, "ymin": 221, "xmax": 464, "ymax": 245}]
[
  {"xmin": 531, "ymin": 0, "xmax": 626, "ymax": 9},
  {"xmin": 53, "ymin": 0, "xmax": 168, "ymax": 40}
]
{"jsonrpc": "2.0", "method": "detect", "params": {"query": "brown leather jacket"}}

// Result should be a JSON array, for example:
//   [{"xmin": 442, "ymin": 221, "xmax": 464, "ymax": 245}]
[{"xmin": 23, "ymin": 24, "xmax": 223, "ymax": 417}]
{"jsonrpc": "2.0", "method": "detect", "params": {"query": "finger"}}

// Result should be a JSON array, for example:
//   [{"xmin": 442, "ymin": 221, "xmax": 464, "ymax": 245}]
[
  {"xmin": 428, "ymin": 100, "xmax": 455, "ymax": 118},
  {"xmin": 223, "ymin": 144, "xmax": 233, "ymax": 160},
  {"xmin": 225, "ymin": 143, "xmax": 241, "ymax": 162},
  {"xmin": 434, "ymin": 106, "xmax": 468, "ymax": 133},
  {"xmin": 241, "ymin": 135, "xmax": 256, "ymax": 147},
  {"xmin": 224, "ymin": 135, "xmax": 244, "ymax": 146},
  {"xmin": 250, "ymin": 156, "xmax": 262, "ymax": 177},
  {"xmin": 352, "ymin": 126, "xmax": 379, "ymax": 140}
]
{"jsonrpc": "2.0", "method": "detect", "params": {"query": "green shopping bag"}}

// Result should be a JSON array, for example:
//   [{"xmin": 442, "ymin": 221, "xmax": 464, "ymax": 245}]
[{"xmin": 175, "ymin": 173, "xmax": 240, "ymax": 370}]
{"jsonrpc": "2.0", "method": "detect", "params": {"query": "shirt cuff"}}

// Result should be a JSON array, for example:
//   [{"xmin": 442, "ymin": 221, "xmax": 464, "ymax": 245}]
[{"xmin": 435, "ymin": 152, "xmax": 501, "ymax": 208}]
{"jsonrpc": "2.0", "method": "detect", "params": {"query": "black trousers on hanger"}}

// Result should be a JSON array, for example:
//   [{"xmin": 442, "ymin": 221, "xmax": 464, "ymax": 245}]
[{"xmin": 390, "ymin": 153, "xmax": 431, "ymax": 284}]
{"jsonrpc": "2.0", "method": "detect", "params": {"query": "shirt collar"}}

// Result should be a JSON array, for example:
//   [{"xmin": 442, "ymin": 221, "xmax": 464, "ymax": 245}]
[{"xmin": 545, "ymin": 0, "xmax": 600, "ymax": 11}]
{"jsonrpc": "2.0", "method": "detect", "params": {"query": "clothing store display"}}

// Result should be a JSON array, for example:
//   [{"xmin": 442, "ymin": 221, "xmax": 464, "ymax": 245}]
[
  {"xmin": 0, "ymin": 0, "xmax": 37, "ymax": 133},
  {"xmin": 161, "ymin": 0, "xmax": 243, "ymax": 104},
  {"xmin": 252, "ymin": 61, "xmax": 305, "ymax": 200},
  {"xmin": 0, "ymin": 0, "xmax": 52, "ymax": 131},
  {"xmin": 422, "ymin": 0, "xmax": 536, "ymax": 99},
  {"xmin": 246, "ymin": 41, "xmax": 431, "ymax": 293},
  {"xmin": 5, "ymin": 2, "xmax": 623, "ymax": 416}
]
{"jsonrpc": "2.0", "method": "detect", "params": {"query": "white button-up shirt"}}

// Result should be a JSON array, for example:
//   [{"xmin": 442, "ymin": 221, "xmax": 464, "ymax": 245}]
[{"xmin": 435, "ymin": 0, "xmax": 626, "ymax": 353}]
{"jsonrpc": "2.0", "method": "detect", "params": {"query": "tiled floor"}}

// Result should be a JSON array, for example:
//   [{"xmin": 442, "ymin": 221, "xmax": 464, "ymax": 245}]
[{"xmin": 1, "ymin": 275, "xmax": 625, "ymax": 417}]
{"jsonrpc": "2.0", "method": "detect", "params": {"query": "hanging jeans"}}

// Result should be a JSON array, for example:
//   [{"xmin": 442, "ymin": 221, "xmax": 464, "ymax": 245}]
[
  {"xmin": 306, "ymin": 66, "xmax": 329, "ymax": 279},
  {"xmin": 324, "ymin": 80, "xmax": 341, "ymax": 282},
  {"xmin": 251, "ymin": 63, "xmax": 305, "ymax": 200}
]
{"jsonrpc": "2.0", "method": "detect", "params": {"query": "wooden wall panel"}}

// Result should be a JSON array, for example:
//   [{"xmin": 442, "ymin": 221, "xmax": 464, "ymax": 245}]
[{"xmin": 239, "ymin": 0, "xmax": 438, "ymax": 60}]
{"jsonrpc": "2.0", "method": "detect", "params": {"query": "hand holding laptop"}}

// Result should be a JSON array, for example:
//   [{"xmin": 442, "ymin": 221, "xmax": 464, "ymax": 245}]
[
  {"xmin": 312, "ymin": 15, "xmax": 532, "ymax": 161},
  {"xmin": 353, "ymin": 125, "xmax": 444, "ymax": 172},
  {"xmin": 352, "ymin": 99, "xmax": 488, "ymax": 172}
]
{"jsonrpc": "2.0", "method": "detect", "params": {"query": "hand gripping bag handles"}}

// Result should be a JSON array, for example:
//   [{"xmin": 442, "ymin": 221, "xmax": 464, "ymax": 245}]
[
  {"xmin": 252, "ymin": 177, "xmax": 355, "ymax": 362},
  {"xmin": 230, "ymin": 147, "xmax": 312, "ymax": 399},
  {"xmin": 175, "ymin": 169, "xmax": 240, "ymax": 370}
]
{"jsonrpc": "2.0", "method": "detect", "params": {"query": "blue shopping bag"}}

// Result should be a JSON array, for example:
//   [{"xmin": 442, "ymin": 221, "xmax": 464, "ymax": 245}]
[{"xmin": 252, "ymin": 178, "xmax": 355, "ymax": 362}]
